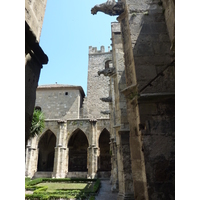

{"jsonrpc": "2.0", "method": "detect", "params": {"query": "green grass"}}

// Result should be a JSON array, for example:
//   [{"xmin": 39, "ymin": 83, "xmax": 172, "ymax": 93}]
[{"xmin": 37, "ymin": 182, "xmax": 94, "ymax": 192}]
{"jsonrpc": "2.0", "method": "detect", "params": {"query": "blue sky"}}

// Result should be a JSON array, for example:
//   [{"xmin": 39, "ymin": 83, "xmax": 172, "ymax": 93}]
[{"xmin": 39, "ymin": 0, "xmax": 117, "ymax": 94}]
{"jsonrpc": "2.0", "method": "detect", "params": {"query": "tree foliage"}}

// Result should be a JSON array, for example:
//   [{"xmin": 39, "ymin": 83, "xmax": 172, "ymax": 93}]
[{"xmin": 30, "ymin": 109, "xmax": 45, "ymax": 138}]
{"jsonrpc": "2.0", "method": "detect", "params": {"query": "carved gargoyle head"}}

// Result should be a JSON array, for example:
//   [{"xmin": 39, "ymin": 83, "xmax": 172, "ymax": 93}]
[
  {"xmin": 98, "ymin": 67, "xmax": 116, "ymax": 76},
  {"xmin": 91, "ymin": 1, "xmax": 124, "ymax": 16},
  {"xmin": 91, "ymin": 6, "xmax": 98, "ymax": 15}
]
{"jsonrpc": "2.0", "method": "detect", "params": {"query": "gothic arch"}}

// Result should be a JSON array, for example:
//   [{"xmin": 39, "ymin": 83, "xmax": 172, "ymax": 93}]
[
  {"xmin": 98, "ymin": 128, "xmax": 110, "ymax": 143},
  {"xmin": 67, "ymin": 128, "xmax": 89, "ymax": 146},
  {"xmin": 98, "ymin": 128, "xmax": 111, "ymax": 171},
  {"xmin": 37, "ymin": 129, "xmax": 56, "ymax": 172},
  {"xmin": 67, "ymin": 128, "xmax": 89, "ymax": 172},
  {"xmin": 36, "ymin": 128, "xmax": 57, "ymax": 146}
]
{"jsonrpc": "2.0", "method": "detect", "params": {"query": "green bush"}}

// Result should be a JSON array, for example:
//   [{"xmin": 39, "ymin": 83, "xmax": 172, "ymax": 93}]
[
  {"xmin": 34, "ymin": 186, "xmax": 48, "ymax": 193},
  {"xmin": 25, "ymin": 177, "xmax": 31, "ymax": 185},
  {"xmin": 26, "ymin": 178, "xmax": 43, "ymax": 186},
  {"xmin": 89, "ymin": 196, "xmax": 95, "ymax": 200},
  {"xmin": 93, "ymin": 178, "xmax": 101, "ymax": 193}
]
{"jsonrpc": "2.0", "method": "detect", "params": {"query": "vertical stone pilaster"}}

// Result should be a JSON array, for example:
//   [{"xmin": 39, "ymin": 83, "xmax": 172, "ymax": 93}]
[
  {"xmin": 117, "ymin": 130, "xmax": 134, "ymax": 200},
  {"xmin": 65, "ymin": 147, "xmax": 69, "ymax": 175},
  {"xmin": 53, "ymin": 147, "xmax": 60, "ymax": 178},
  {"xmin": 88, "ymin": 145, "xmax": 98, "ymax": 179},
  {"xmin": 110, "ymin": 138, "xmax": 119, "ymax": 192},
  {"xmin": 25, "ymin": 142, "xmax": 31, "ymax": 177},
  {"xmin": 87, "ymin": 120, "xmax": 98, "ymax": 178},
  {"xmin": 25, "ymin": 138, "xmax": 38, "ymax": 178}
]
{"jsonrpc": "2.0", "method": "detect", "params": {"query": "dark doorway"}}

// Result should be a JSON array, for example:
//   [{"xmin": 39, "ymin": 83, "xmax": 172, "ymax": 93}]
[
  {"xmin": 37, "ymin": 130, "xmax": 56, "ymax": 171},
  {"xmin": 68, "ymin": 129, "xmax": 89, "ymax": 172},
  {"xmin": 98, "ymin": 129, "xmax": 111, "ymax": 171}
]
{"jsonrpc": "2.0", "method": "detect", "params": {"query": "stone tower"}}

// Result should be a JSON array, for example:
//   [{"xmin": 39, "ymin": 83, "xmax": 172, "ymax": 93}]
[{"xmin": 83, "ymin": 46, "xmax": 112, "ymax": 119}]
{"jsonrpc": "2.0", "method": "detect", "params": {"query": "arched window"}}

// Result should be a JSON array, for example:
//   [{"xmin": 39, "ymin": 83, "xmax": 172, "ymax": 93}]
[{"xmin": 105, "ymin": 60, "xmax": 112, "ymax": 69}]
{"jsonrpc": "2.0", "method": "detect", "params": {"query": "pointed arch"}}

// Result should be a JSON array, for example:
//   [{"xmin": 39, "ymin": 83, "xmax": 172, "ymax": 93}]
[
  {"xmin": 98, "ymin": 128, "xmax": 110, "ymax": 143},
  {"xmin": 68, "ymin": 128, "xmax": 89, "ymax": 147},
  {"xmin": 68, "ymin": 128, "xmax": 89, "ymax": 172},
  {"xmin": 37, "ymin": 129, "xmax": 56, "ymax": 172},
  {"xmin": 98, "ymin": 128, "xmax": 111, "ymax": 172}
]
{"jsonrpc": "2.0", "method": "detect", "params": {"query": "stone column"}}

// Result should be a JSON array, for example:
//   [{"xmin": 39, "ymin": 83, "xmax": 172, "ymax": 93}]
[
  {"xmin": 65, "ymin": 147, "xmax": 69, "ymax": 175},
  {"xmin": 110, "ymin": 137, "xmax": 119, "ymax": 192},
  {"xmin": 117, "ymin": 130, "xmax": 134, "ymax": 200},
  {"xmin": 25, "ymin": 141, "xmax": 31, "ymax": 177},
  {"xmin": 88, "ymin": 145, "xmax": 98, "ymax": 179},
  {"xmin": 25, "ymin": 138, "xmax": 38, "ymax": 178},
  {"xmin": 53, "ymin": 120, "xmax": 67, "ymax": 178},
  {"xmin": 87, "ymin": 120, "xmax": 98, "ymax": 179}
]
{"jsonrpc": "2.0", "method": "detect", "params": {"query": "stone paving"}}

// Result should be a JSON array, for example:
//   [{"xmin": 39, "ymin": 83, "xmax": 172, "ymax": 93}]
[{"xmin": 95, "ymin": 180, "xmax": 118, "ymax": 200}]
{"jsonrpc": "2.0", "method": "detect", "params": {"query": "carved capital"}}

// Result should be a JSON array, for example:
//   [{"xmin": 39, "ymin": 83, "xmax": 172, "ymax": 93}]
[
  {"xmin": 91, "ymin": 0, "xmax": 125, "ymax": 16},
  {"xmin": 100, "ymin": 97, "xmax": 112, "ymax": 102},
  {"xmin": 98, "ymin": 67, "xmax": 116, "ymax": 76}
]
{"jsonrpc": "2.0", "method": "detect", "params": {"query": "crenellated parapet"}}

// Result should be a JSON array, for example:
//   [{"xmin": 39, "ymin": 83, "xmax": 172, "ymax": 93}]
[
  {"xmin": 91, "ymin": 0, "xmax": 125, "ymax": 16},
  {"xmin": 89, "ymin": 46, "xmax": 111, "ymax": 54},
  {"xmin": 100, "ymin": 97, "xmax": 112, "ymax": 102},
  {"xmin": 98, "ymin": 67, "xmax": 116, "ymax": 76}
]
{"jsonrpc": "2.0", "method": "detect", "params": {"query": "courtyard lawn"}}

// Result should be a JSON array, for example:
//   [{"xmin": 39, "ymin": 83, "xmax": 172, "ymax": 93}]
[
  {"xmin": 25, "ymin": 178, "xmax": 100, "ymax": 199},
  {"xmin": 37, "ymin": 182, "xmax": 94, "ymax": 192}
]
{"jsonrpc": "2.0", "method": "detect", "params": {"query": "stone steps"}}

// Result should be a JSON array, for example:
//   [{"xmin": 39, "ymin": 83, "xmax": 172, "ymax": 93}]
[{"xmin": 33, "ymin": 171, "xmax": 52, "ymax": 179}]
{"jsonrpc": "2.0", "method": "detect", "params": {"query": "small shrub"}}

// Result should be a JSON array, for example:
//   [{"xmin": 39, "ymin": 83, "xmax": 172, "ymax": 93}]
[
  {"xmin": 26, "ymin": 178, "xmax": 43, "ymax": 186},
  {"xmin": 92, "ymin": 179, "xmax": 100, "ymax": 193},
  {"xmin": 89, "ymin": 196, "xmax": 95, "ymax": 200}
]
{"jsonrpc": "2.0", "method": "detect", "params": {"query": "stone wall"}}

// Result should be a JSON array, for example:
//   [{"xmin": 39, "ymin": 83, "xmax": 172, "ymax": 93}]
[
  {"xmin": 109, "ymin": 22, "xmax": 134, "ymax": 198},
  {"xmin": 161, "ymin": 0, "xmax": 175, "ymax": 49},
  {"xmin": 117, "ymin": 0, "xmax": 175, "ymax": 199},
  {"xmin": 35, "ymin": 85, "xmax": 85, "ymax": 120},
  {"xmin": 25, "ymin": 0, "xmax": 47, "ymax": 41}
]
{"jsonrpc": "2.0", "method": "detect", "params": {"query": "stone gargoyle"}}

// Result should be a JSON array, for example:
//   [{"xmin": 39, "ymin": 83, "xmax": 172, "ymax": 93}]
[
  {"xmin": 91, "ymin": 0, "xmax": 125, "ymax": 16},
  {"xmin": 100, "ymin": 97, "xmax": 112, "ymax": 102},
  {"xmin": 101, "ymin": 110, "xmax": 111, "ymax": 115},
  {"xmin": 98, "ymin": 67, "xmax": 116, "ymax": 76}
]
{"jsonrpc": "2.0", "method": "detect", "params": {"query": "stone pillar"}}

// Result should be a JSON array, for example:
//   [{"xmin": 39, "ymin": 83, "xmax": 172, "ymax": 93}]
[
  {"xmin": 53, "ymin": 121, "xmax": 67, "ymax": 178},
  {"xmin": 110, "ymin": 137, "xmax": 119, "ymax": 192},
  {"xmin": 117, "ymin": 130, "xmax": 134, "ymax": 200},
  {"xmin": 25, "ymin": 138, "xmax": 38, "ymax": 178},
  {"xmin": 65, "ymin": 147, "xmax": 69, "ymax": 175},
  {"xmin": 88, "ymin": 145, "xmax": 98, "ymax": 179},
  {"xmin": 25, "ymin": 141, "xmax": 31, "ymax": 177},
  {"xmin": 87, "ymin": 120, "xmax": 98, "ymax": 178}
]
